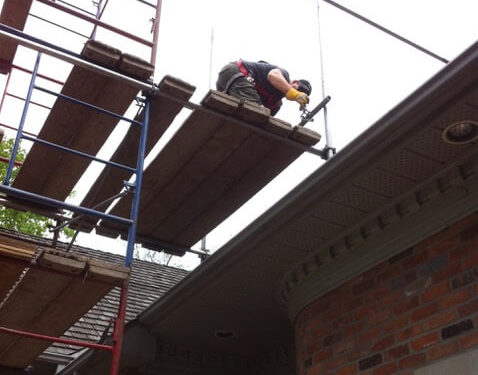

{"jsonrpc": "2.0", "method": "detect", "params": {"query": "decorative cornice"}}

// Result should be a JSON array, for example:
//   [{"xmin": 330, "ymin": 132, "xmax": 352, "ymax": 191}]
[{"xmin": 280, "ymin": 156, "xmax": 478, "ymax": 320}]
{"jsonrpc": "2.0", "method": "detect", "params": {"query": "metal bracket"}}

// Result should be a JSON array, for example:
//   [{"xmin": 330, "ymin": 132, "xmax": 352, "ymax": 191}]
[
  {"xmin": 123, "ymin": 181, "xmax": 136, "ymax": 191},
  {"xmin": 317, "ymin": 145, "xmax": 336, "ymax": 161},
  {"xmin": 298, "ymin": 95, "xmax": 331, "ymax": 127}
]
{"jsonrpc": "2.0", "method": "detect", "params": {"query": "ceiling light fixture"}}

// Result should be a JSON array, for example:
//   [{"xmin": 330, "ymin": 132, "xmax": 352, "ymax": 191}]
[{"xmin": 441, "ymin": 121, "xmax": 478, "ymax": 144}]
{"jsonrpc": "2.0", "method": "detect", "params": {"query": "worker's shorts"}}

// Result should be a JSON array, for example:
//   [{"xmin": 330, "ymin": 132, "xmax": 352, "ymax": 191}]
[{"xmin": 216, "ymin": 62, "xmax": 262, "ymax": 106}]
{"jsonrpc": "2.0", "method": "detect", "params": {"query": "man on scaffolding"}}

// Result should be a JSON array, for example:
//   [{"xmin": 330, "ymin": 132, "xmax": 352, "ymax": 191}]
[{"xmin": 216, "ymin": 59, "xmax": 311, "ymax": 116}]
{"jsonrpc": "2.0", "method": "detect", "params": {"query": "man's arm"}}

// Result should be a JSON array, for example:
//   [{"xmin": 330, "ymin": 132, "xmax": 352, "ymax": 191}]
[
  {"xmin": 267, "ymin": 68, "xmax": 309, "ymax": 109},
  {"xmin": 267, "ymin": 68, "xmax": 292, "ymax": 94}
]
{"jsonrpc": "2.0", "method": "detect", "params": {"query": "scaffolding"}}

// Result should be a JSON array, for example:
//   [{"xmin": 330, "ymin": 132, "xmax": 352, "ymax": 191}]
[
  {"xmin": 0, "ymin": 1, "xmax": 160, "ymax": 374},
  {"xmin": 0, "ymin": 1, "xmax": 325, "ymax": 374}
]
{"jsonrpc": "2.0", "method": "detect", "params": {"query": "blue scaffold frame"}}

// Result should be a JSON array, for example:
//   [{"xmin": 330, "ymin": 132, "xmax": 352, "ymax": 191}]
[{"xmin": 0, "ymin": 51, "xmax": 150, "ymax": 268}]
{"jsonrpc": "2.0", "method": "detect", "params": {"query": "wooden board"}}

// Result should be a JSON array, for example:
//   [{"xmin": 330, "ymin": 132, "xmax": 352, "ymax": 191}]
[
  {"xmin": 98, "ymin": 90, "xmax": 321, "ymax": 250},
  {"xmin": 0, "ymin": 0, "xmax": 33, "ymax": 74},
  {"xmin": 70, "ymin": 75, "xmax": 195, "ymax": 233},
  {"xmin": 0, "ymin": 248, "xmax": 128, "ymax": 368},
  {"xmin": 12, "ymin": 42, "xmax": 139, "ymax": 201},
  {"xmin": 0, "ymin": 234, "xmax": 36, "ymax": 301}
]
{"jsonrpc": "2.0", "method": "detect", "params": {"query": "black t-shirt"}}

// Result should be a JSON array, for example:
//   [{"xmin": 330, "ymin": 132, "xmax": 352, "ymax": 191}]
[{"xmin": 242, "ymin": 60, "xmax": 290, "ymax": 114}]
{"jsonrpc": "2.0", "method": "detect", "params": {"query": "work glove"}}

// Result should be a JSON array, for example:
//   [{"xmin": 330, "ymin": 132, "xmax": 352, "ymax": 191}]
[{"xmin": 285, "ymin": 87, "xmax": 309, "ymax": 110}]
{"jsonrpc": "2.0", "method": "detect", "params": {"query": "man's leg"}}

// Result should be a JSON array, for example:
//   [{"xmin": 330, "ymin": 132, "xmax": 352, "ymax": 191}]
[
  {"xmin": 228, "ymin": 79, "xmax": 262, "ymax": 106},
  {"xmin": 216, "ymin": 62, "xmax": 262, "ymax": 105},
  {"xmin": 216, "ymin": 62, "xmax": 239, "ymax": 92}
]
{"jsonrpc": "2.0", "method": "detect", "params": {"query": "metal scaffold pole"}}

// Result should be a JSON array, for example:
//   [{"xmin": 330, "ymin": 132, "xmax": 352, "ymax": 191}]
[
  {"xmin": 316, "ymin": 0, "xmax": 333, "ymax": 157},
  {"xmin": 3, "ymin": 52, "xmax": 41, "ymax": 185}
]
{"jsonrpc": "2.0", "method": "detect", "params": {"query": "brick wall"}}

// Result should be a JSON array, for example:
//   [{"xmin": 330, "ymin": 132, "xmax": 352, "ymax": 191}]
[{"xmin": 295, "ymin": 213, "xmax": 478, "ymax": 375}]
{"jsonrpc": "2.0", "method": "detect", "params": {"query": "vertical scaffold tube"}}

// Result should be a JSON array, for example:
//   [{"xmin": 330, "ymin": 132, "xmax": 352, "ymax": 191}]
[
  {"xmin": 3, "ymin": 52, "xmax": 41, "ymax": 185},
  {"xmin": 0, "ymin": 69, "xmax": 12, "ymax": 115},
  {"xmin": 150, "ymin": 0, "xmax": 163, "ymax": 69},
  {"xmin": 125, "ymin": 95, "xmax": 151, "ymax": 267},
  {"xmin": 111, "ymin": 96, "xmax": 150, "ymax": 374},
  {"xmin": 110, "ymin": 279, "xmax": 129, "ymax": 375},
  {"xmin": 316, "ymin": 0, "xmax": 332, "ymax": 153}
]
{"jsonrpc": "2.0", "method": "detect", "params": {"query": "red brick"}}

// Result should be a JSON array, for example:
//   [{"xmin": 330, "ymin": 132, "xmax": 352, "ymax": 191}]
[
  {"xmin": 369, "ymin": 309, "xmax": 392, "ymax": 327},
  {"xmin": 393, "ymin": 296, "xmax": 419, "ymax": 315},
  {"xmin": 402, "ymin": 253, "xmax": 427, "ymax": 269},
  {"xmin": 307, "ymin": 363, "xmax": 323, "ymax": 375},
  {"xmin": 372, "ymin": 362, "xmax": 398, "ymax": 375},
  {"xmin": 396, "ymin": 324, "xmax": 423, "ymax": 342},
  {"xmin": 305, "ymin": 318, "xmax": 331, "ymax": 336},
  {"xmin": 385, "ymin": 344, "xmax": 409, "ymax": 360},
  {"xmin": 333, "ymin": 314, "xmax": 354, "ymax": 330},
  {"xmin": 421, "ymin": 282, "xmax": 451, "ymax": 303},
  {"xmin": 372, "ymin": 335, "xmax": 394, "ymax": 351},
  {"xmin": 439, "ymin": 288, "xmax": 472, "ymax": 309},
  {"xmin": 399, "ymin": 353, "xmax": 426, "ymax": 369},
  {"xmin": 458, "ymin": 299, "xmax": 478, "ymax": 317},
  {"xmin": 324, "ymin": 355, "xmax": 346, "ymax": 371},
  {"xmin": 427, "ymin": 341, "xmax": 459, "ymax": 360},
  {"xmin": 364, "ymin": 262, "xmax": 387, "ymax": 280},
  {"xmin": 357, "ymin": 326, "xmax": 382, "ymax": 346},
  {"xmin": 336, "ymin": 363, "xmax": 356, "ymax": 375},
  {"xmin": 344, "ymin": 296, "xmax": 363, "ymax": 312},
  {"xmin": 378, "ymin": 289, "xmax": 405, "ymax": 309},
  {"xmin": 383, "ymin": 315, "xmax": 409, "ymax": 332},
  {"xmin": 459, "ymin": 219, "xmax": 478, "ymax": 240},
  {"xmin": 323, "ymin": 306, "xmax": 342, "ymax": 320},
  {"xmin": 377, "ymin": 264, "xmax": 402, "ymax": 282},
  {"xmin": 335, "ymin": 338, "xmax": 354, "ymax": 354},
  {"xmin": 353, "ymin": 279, "xmax": 375, "ymax": 296},
  {"xmin": 307, "ymin": 298, "xmax": 332, "ymax": 316},
  {"xmin": 440, "ymin": 215, "xmax": 477, "ymax": 238},
  {"xmin": 343, "ymin": 274, "xmax": 365, "ymax": 289},
  {"xmin": 344, "ymin": 321, "xmax": 366, "ymax": 336},
  {"xmin": 432, "ymin": 262, "xmax": 463, "ymax": 282},
  {"xmin": 306, "ymin": 342, "xmax": 322, "ymax": 356},
  {"xmin": 310, "ymin": 324, "xmax": 332, "ymax": 339},
  {"xmin": 426, "ymin": 238, "xmax": 459, "ymax": 257},
  {"xmin": 460, "ymin": 330, "xmax": 478, "ymax": 349},
  {"xmin": 411, "ymin": 303, "xmax": 439, "ymax": 321},
  {"xmin": 347, "ymin": 345, "xmax": 370, "ymax": 361},
  {"xmin": 313, "ymin": 347, "xmax": 333, "ymax": 363},
  {"xmin": 355, "ymin": 304, "xmax": 378, "ymax": 322},
  {"xmin": 411, "ymin": 332, "xmax": 440, "ymax": 351},
  {"xmin": 426, "ymin": 310, "xmax": 457, "ymax": 330},
  {"xmin": 463, "ymin": 247, "xmax": 478, "ymax": 268},
  {"xmin": 450, "ymin": 239, "xmax": 477, "ymax": 262}
]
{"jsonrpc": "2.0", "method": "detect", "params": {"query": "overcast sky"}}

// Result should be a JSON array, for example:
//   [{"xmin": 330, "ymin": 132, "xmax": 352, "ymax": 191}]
[{"xmin": 0, "ymin": 0, "xmax": 477, "ymax": 268}]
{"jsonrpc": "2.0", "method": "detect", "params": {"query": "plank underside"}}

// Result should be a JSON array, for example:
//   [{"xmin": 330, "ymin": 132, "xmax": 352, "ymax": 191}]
[
  {"xmin": 0, "ymin": 236, "xmax": 36, "ymax": 303},
  {"xmin": 0, "ymin": 0, "xmax": 33, "ymax": 73},
  {"xmin": 70, "ymin": 75, "xmax": 195, "ymax": 232},
  {"xmin": 12, "ymin": 47, "xmax": 139, "ymax": 202},
  {"xmin": 0, "ymin": 241, "xmax": 128, "ymax": 368},
  {"xmin": 98, "ymin": 90, "xmax": 321, "ymax": 250}
]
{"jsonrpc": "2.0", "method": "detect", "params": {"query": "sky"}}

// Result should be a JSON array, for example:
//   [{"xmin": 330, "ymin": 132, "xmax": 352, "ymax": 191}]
[{"xmin": 0, "ymin": 0, "xmax": 477, "ymax": 269}]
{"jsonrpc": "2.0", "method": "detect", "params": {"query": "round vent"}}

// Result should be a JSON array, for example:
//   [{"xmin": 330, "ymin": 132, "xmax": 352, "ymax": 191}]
[{"xmin": 441, "ymin": 121, "xmax": 478, "ymax": 144}]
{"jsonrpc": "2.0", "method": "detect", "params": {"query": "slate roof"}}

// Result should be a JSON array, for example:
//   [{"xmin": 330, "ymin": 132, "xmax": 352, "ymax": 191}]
[{"xmin": 0, "ymin": 228, "xmax": 189, "ymax": 357}]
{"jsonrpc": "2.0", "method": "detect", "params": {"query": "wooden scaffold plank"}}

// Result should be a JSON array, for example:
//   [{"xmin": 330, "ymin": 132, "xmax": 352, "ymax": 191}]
[
  {"xmin": 0, "ymin": 247, "xmax": 128, "ymax": 369},
  {"xmin": 12, "ymin": 40, "xmax": 141, "ymax": 202},
  {"xmin": 70, "ymin": 75, "xmax": 195, "ymax": 233},
  {"xmin": 0, "ymin": 0, "xmax": 33, "ymax": 74},
  {"xmin": 0, "ymin": 234, "xmax": 36, "ymax": 303},
  {"xmin": 98, "ymin": 90, "xmax": 321, "ymax": 251}
]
